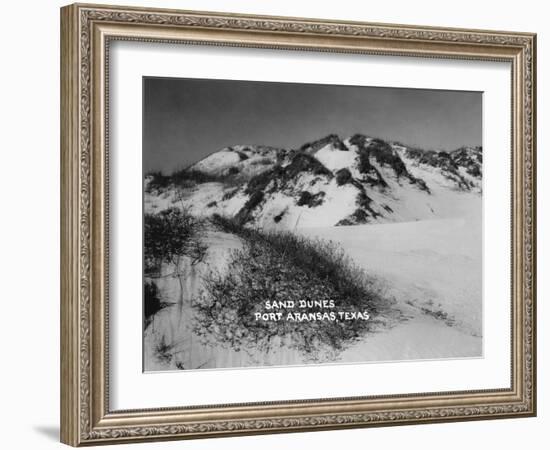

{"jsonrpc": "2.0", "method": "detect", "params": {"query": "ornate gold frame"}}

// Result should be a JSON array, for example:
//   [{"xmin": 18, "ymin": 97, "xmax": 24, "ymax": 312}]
[{"xmin": 60, "ymin": 3, "xmax": 536, "ymax": 446}]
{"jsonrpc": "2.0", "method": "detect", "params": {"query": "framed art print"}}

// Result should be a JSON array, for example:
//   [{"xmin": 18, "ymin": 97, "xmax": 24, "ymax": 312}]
[
  {"xmin": 142, "ymin": 78, "xmax": 483, "ymax": 372},
  {"xmin": 60, "ymin": 3, "xmax": 536, "ymax": 446}
]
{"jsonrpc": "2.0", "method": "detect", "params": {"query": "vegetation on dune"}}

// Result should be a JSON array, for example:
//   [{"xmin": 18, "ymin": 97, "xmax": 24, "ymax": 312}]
[
  {"xmin": 273, "ymin": 210, "xmax": 286, "ymax": 223},
  {"xmin": 351, "ymin": 135, "xmax": 408, "ymax": 179},
  {"xmin": 367, "ymin": 138, "xmax": 409, "ymax": 178},
  {"xmin": 451, "ymin": 146, "xmax": 483, "ymax": 177},
  {"xmin": 299, "ymin": 133, "xmax": 348, "ymax": 153},
  {"xmin": 335, "ymin": 208, "xmax": 371, "ymax": 227},
  {"xmin": 144, "ymin": 207, "xmax": 208, "ymax": 330},
  {"xmin": 350, "ymin": 135, "xmax": 431, "ymax": 192},
  {"xmin": 145, "ymin": 168, "xmax": 237, "ymax": 193},
  {"xmin": 142, "ymin": 134, "xmax": 481, "ymax": 368},
  {"xmin": 296, "ymin": 190, "xmax": 325, "ymax": 208},
  {"xmin": 144, "ymin": 207, "xmax": 207, "ymax": 275},
  {"xmin": 222, "ymin": 188, "xmax": 239, "ymax": 201},
  {"xmin": 335, "ymin": 168, "xmax": 352, "ymax": 186},
  {"xmin": 404, "ymin": 147, "xmax": 475, "ymax": 190},
  {"xmin": 193, "ymin": 215, "xmax": 387, "ymax": 360},
  {"xmin": 405, "ymin": 148, "xmax": 459, "ymax": 173},
  {"xmin": 234, "ymin": 190, "xmax": 265, "ymax": 224},
  {"xmin": 170, "ymin": 168, "xmax": 234, "ymax": 188},
  {"xmin": 236, "ymin": 152, "xmax": 334, "ymax": 224},
  {"xmin": 144, "ymin": 144, "xmax": 296, "ymax": 195},
  {"xmin": 349, "ymin": 135, "xmax": 389, "ymax": 188},
  {"xmin": 244, "ymin": 152, "xmax": 332, "ymax": 195},
  {"xmin": 284, "ymin": 153, "xmax": 333, "ymax": 179},
  {"xmin": 145, "ymin": 171, "xmax": 171, "ymax": 192}
]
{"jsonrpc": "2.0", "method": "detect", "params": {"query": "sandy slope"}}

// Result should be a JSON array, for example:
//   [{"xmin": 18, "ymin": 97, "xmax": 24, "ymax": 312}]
[
  {"xmin": 145, "ymin": 230, "xmax": 321, "ymax": 371},
  {"xmin": 298, "ymin": 218, "xmax": 482, "ymax": 361},
  {"xmin": 143, "ymin": 135, "xmax": 483, "ymax": 369},
  {"xmin": 145, "ymin": 217, "xmax": 482, "ymax": 371},
  {"xmin": 340, "ymin": 313, "xmax": 481, "ymax": 362},
  {"xmin": 144, "ymin": 230, "xmax": 244, "ymax": 371}
]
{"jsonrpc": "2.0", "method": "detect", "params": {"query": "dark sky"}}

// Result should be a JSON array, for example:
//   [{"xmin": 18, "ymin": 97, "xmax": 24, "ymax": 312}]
[{"xmin": 143, "ymin": 77, "xmax": 482, "ymax": 174}]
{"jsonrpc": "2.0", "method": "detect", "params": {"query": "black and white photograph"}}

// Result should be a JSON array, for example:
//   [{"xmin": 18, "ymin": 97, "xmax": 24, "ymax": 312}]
[{"xmin": 142, "ymin": 77, "xmax": 483, "ymax": 372}]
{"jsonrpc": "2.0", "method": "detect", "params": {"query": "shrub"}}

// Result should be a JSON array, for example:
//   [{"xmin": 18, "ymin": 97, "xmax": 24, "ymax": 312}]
[
  {"xmin": 235, "ymin": 150, "xmax": 249, "ymax": 161},
  {"xmin": 357, "ymin": 148, "xmax": 373, "ymax": 174},
  {"xmin": 245, "ymin": 166, "xmax": 282, "ymax": 195},
  {"xmin": 356, "ymin": 190, "xmax": 372, "ymax": 209},
  {"xmin": 351, "ymin": 135, "xmax": 407, "ymax": 178},
  {"xmin": 349, "ymin": 133, "xmax": 368, "ymax": 148},
  {"xmin": 211, "ymin": 216, "xmax": 383, "ymax": 306},
  {"xmin": 367, "ymin": 139, "xmax": 408, "ymax": 178},
  {"xmin": 336, "ymin": 209, "xmax": 371, "ymax": 226},
  {"xmin": 144, "ymin": 207, "xmax": 207, "ymax": 275},
  {"xmin": 354, "ymin": 147, "xmax": 388, "ymax": 188},
  {"xmin": 273, "ymin": 210, "xmax": 285, "ymax": 223},
  {"xmin": 154, "ymin": 336, "xmax": 174, "ymax": 365},
  {"xmin": 335, "ymin": 168, "xmax": 352, "ymax": 186},
  {"xmin": 235, "ymin": 191, "xmax": 264, "ymax": 224},
  {"xmin": 296, "ymin": 190, "xmax": 325, "ymax": 207},
  {"xmin": 299, "ymin": 134, "xmax": 348, "ymax": 153},
  {"xmin": 195, "ymin": 217, "xmax": 386, "ymax": 360},
  {"xmin": 251, "ymin": 157, "xmax": 274, "ymax": 166},
  {"xmin": 285, "ymin": 153, "xmax": 333, "ymax": 179},
  {"xmin": 170, "ymin": 168, "xmax": 224, "ymax": 187},
  {"xmin": 409, "ymin": 175, "xmax": 430, "ymax": 193},
  {"xmin": 406, "ymin": 148, "xmax": 458, "ymax": 174},
  {"xmin": 145, "ymin": 171, "xmax": 171, "ymax": 193}
]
